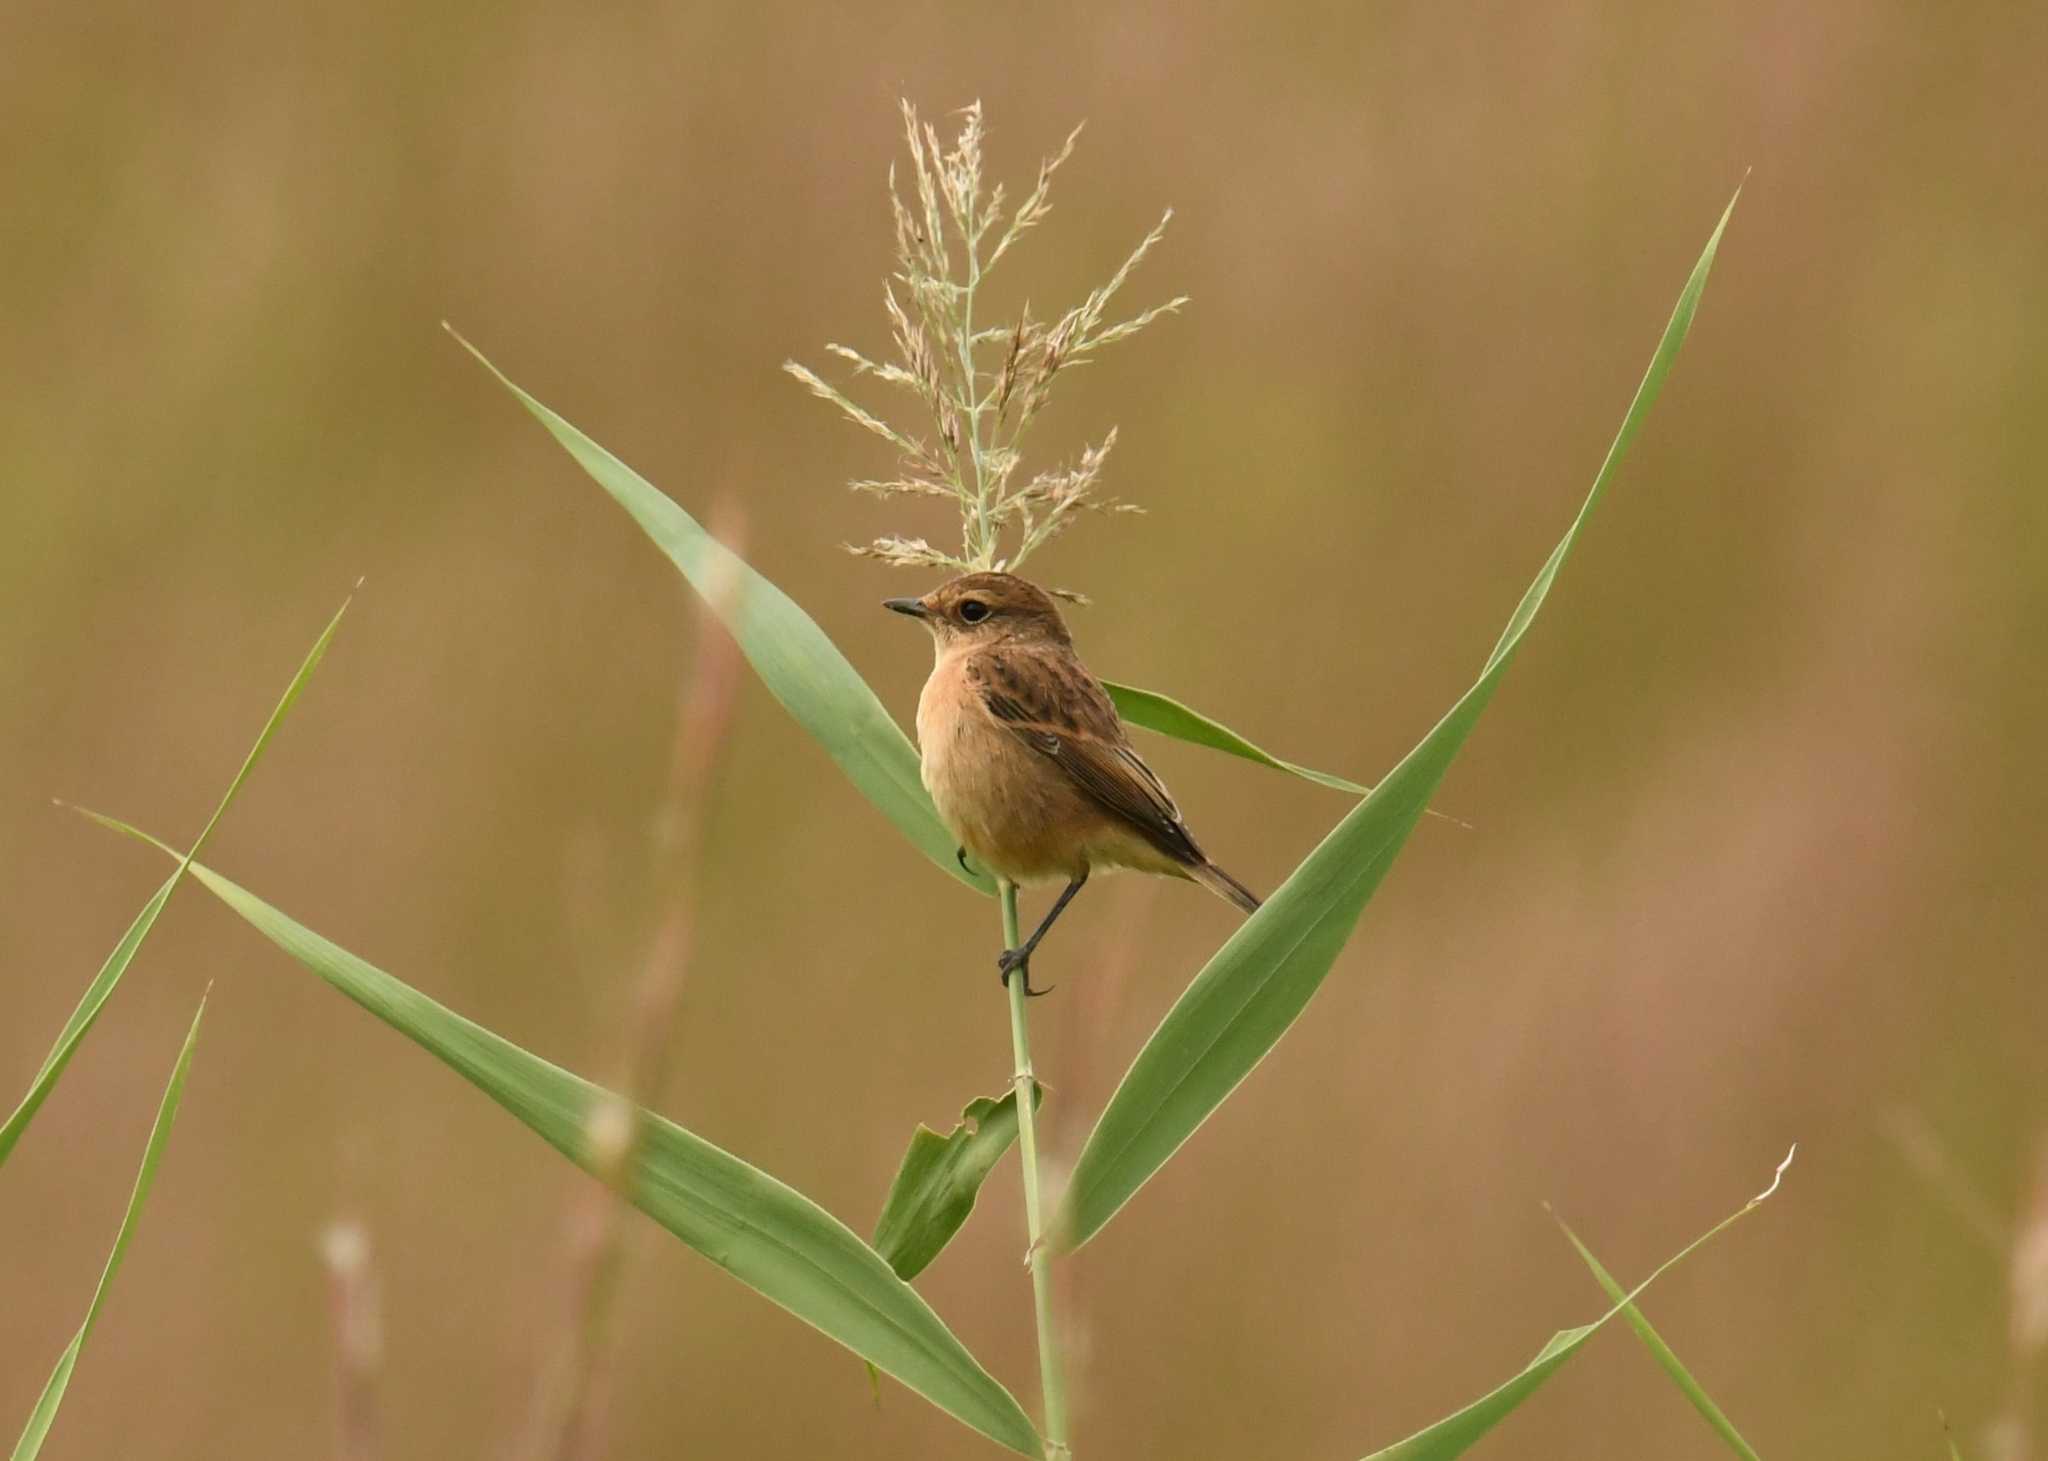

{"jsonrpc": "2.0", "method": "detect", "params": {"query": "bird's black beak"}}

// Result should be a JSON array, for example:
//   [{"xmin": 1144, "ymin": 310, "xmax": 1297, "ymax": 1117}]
[{"xmin": 883, "ymin": 597, "xmax": 929, "ymax": 619}]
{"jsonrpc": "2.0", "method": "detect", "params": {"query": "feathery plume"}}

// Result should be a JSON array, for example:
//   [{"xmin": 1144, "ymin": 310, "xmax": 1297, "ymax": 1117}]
[{"xmin": 786, "ymin": 101, "xmax": 1183, "ymax": 579}]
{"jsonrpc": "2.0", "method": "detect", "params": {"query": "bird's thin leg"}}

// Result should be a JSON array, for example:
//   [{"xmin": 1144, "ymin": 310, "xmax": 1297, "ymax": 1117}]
[{"xmin": 998, "ymin": 872, "xmax": 1089, "ymax": 997}]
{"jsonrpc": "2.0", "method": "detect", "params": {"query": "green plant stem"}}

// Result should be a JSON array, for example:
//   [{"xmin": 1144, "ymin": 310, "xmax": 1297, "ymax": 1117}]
[
  {"xmin": 957, "ymin": 245, "xmax": 991, "ymax": 563},
  {"xmin": 1001, "ymin": 881, "xmax": 1070, "ymax": 1457}
]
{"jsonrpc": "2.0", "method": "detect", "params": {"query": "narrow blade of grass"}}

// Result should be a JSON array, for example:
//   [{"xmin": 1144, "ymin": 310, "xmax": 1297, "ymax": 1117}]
[
  {"xmin": 1555, "ymin": 1214, "xmax": 1763, "ymax": 1457},
  {"xmin": 1054, "ymin": 189, "xmax": 1740, "ymax": 1252},
  {"xmin": 1357, "ymin": 1150, "xmax": 1786, "ymax": 1461},
  {"xmin": 1102, "ymin": 681, "xmax": 1368, "ymax": 794},
  {"xmin": 89, "ymin": 823, "xmax": 1039, "ymax": 1457},
  {"xmin": 874, "ymin": 1086, "xmax": 1038, "ymax": 1282},
  {"xmin": 0, "ymin": 595, "xmax": 349, "ymax": 1170},
  {"xmin": 448, "ymin": 328, "xmax": 989, "ymax": 897},
  {"xmin": 11, "ymin": 991, "xmax": 209, "ymax": 1461}
]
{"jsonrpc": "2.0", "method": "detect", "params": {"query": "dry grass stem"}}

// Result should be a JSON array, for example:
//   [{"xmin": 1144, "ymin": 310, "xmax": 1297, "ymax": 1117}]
[
  {"xmin": 519, "ymin": 507, "xmax": 747, "ymax": 1461},
  {"xmin": 1887, "ymin": 1108, "xmax": 2010, "ymax": 1258},
  {"xmin": 320, "ymin": 1218, "xmax": 382, "ymax": 1461},
  {"xmin": 1999, "ymin": 1135, "xmax": 2048, "ymax": 1461},
  {"xmin": 786, "ymin": 101, "xmax": 1184, "ymax": 589}
]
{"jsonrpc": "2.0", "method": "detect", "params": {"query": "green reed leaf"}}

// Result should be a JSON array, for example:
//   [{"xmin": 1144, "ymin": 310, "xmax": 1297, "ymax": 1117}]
[
  {"xmin": 1102, "ymin": 681, "xmax": 1369, "ymax": 794},
  {"xmin": 874, "ymin": 1086, "xmax": 1039, "ymax": 1282},
  {"xmin": 12, "ymin": 991, "xmax": 208, "ymax": 1461},
  {"xmin": 91, "ymin": 825, "xmax": 1037, "ymax": 1457},
  {"xmin": 449, "ymin": 328, "xmax": 989, "ymax": 896},
  {"xmin": 0, "ymin": 595, "xmax": 348, "ymax": 1170},
  {"xmin": 1357, "ymin": 1151, "xmax": 1785, "ymax": 1460},
  {"xmin": 1555, "ymin": 1215, "xmax": 1763, "ymax": 1457},
  {"xmin": 1054, "ymin": 189, "xmax": 1740, "ymax": 1252}
]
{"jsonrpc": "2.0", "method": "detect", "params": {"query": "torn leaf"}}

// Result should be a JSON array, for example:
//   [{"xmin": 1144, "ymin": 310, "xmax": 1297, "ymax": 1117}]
[{"xmin": 875, "ymin": 1086, "xmax": 1042, "ymax": 1281}]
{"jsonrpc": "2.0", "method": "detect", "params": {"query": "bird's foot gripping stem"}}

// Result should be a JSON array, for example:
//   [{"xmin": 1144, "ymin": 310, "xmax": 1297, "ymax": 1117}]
[{"xmin": 997, "ymin": 947, "xmax": 1053, "ymax": 998}]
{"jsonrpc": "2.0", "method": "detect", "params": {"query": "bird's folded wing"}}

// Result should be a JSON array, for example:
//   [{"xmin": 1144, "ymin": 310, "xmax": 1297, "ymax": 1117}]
[{"xmin": 972, "ymin": 650, "xmax": 1203, "ymax": 867}]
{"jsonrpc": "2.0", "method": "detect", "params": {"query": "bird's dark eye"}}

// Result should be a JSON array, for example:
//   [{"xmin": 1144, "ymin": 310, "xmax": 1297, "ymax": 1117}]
[{"xmin": 958, "ymin": 599, "xmax": 990, "ymax": 624}]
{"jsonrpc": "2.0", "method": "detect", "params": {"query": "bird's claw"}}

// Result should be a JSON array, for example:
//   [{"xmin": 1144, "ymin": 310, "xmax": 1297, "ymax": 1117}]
[{"xmin": 997, "ymin": 948, "xmax": 1054, "ymax": 998}]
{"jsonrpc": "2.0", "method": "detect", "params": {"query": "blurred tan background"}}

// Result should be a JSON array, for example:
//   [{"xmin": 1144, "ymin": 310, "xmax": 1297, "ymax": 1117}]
[{"xmin": 3, "ymin": 2, "xmax": 2044, "ymax": 1457}]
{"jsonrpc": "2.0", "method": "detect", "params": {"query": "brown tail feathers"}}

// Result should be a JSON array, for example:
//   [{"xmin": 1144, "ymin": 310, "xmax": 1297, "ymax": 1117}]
[{"xmin": 1191, "ymin": 859, "xmax": 1261, "ymax": 915}]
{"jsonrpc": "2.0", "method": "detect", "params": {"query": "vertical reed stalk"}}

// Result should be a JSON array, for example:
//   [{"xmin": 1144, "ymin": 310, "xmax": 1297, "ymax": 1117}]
[
  {"xmin": 320, "ymin": 1218, "xmax": 381, "ymax": 1461},
  {"xmin": 1001, "ymin": 880, "xmax": 1070, "ymax": 1456},
  {"xmin": 522, "ymin": 515, "xmax": 745, "ymax": 1461}
]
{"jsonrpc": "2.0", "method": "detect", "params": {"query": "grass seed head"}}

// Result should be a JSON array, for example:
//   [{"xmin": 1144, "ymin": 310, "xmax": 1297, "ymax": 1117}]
[{"xmin": 785, "ymin": 101, "xmax": 1184, "ymax": 583}]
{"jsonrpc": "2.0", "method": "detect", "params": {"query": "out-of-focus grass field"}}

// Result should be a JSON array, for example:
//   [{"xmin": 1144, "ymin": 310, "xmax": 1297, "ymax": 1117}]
[{"xmin": 3, "ymin": 4, "xmax": 2043, "ymax": 1457}]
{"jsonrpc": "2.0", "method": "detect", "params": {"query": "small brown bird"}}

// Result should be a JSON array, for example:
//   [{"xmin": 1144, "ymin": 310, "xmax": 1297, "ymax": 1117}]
[{"xmin": 886, "ymin": 571, "xmax": 1260, "ymax": 994}]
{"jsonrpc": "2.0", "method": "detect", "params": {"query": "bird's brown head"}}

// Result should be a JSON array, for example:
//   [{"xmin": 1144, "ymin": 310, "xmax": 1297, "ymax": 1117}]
[{"xmin": 884, "ymin": 571, "xmax": 1073, "ymax": 650}]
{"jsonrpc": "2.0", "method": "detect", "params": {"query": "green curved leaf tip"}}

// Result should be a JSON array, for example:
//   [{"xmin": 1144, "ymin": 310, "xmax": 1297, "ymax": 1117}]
[
  {"xmin": 1556, "ymin": 1218, "xmax": 1763, "ymax": 1458},
  {"xmin": 1103, "ymin": 681, "xmax": 1369, "ymax": 794},
  {"xmin": 447, "ymin": 327, "xmax": 991, "ymax": 897},
  {"xmin": 1356, "ymin": 1156, "xmax": 1779, "ymax": 1460},
  {"xmin": 1054, "ymin": 188, "xmax": 1741, "ymax": 1253},
  {"xmin": 12, "ymin": 992, "xmax": 208, "ymax": 1461},
  {"xmin": 1, "ymin": 593, "xmax": 348, "ymax": 1170},
  {"xmin": 91, "ymin": 824, "xmax": 1037, "ymax": 1458}
]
